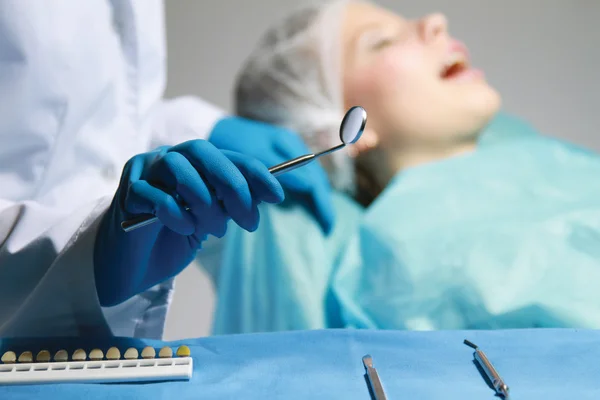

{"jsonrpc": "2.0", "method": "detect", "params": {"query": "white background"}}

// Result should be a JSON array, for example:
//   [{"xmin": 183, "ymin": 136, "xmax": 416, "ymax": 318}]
[{"xmin": 162, "ymin": 0, "xmax": 600, "ymax": 340}]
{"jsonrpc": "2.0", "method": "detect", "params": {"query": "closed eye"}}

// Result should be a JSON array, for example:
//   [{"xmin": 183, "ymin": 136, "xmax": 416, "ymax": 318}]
[{"xmin": 371, "ymin": 38, "xmax": 395, "ymax": 50}]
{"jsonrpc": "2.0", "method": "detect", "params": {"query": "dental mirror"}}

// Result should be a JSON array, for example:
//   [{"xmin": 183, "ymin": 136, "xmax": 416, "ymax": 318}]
[
  {"xmin": 267, "ymin": 105, "xmax": 367, "ymax": 176},
  {"xmin": 340, "ymin": 106, "xmax": 367, "ymax": 145},
  {"xmin": 122, "ymin": 106, "xmax": 367, "ymax": 232}
]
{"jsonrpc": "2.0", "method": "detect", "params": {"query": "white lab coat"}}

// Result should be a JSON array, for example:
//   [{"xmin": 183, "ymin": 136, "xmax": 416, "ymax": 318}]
[{"xmin": 0, "ymin": 0, "xmax": 224, "ymax": 339}]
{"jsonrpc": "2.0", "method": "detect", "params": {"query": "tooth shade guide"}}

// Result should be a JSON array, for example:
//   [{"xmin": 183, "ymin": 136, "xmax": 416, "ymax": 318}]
[
  {"xmin": 124, "ymin": 348, "xmax": 139, "ymax": 360},
  {"xmin": 89, "ymin": 349, "xmax": 104, "ymax": 361},
  {"xmin": 158, "ymin": 347, "xmax": 173, "ymax": 358},
  {"xmin": 0, "ymin": 346, "xmax": 194, "ymax": 385},
  {"xmin": 1, "ymin": 351, "xmax": 16, "ymax": 364},
  {"xmin": 54, "ymin": 350, "xmax": 68, "ymax": 362},
  {"xmin": 176, "ymin": 345, "xmax": 191, "ymax": 357},
  {"xmin": 141, "ymin": 347, "xmax": 156, "ymax": 359},
  {"xmin": 36, "ymin": 351, "xmax": 51, "ymax": 363},
  {"xmin": 18, "ymin": 352, "xmax": 33, "ymax": 363},
  {"xmin": 106, "ymin": 347, "xmax": 121, "ymax": 360},
  {"xmin": 72, "ymin": 349, "xmax": 87, "ymax": 361}
]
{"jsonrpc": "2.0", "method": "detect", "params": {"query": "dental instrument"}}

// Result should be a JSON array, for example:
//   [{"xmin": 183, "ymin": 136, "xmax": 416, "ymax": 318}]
[
  {"xmin": 464, "ymin": 339, "xmax": 510, "ymax": 398},
  {"xmin": 362, "ymin": 354, "xmax": 387, "ymax": 400},
  {"xmin": 121, "ymin": 106, "xmax": 367, "ymax": 232}
]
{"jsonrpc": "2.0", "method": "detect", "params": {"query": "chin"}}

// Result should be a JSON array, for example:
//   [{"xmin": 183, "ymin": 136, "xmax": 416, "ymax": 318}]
[
  {"xmin": 447, "ymin": 93, "xmax": 501, "ymax": 141},
  {"xmin": 469, "ymin": 85, "xmax": 502, "ymax": 128}
]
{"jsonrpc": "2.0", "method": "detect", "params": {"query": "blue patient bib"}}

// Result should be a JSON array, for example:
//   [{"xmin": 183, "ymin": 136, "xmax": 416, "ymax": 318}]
[{"xmin": 334, "ymin": 132, "xmax": 600, "ymax": 330}]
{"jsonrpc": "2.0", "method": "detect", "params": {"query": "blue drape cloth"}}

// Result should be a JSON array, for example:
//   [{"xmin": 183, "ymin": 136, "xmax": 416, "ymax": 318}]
[{"xmin": 1, "ymin": 328, "xmax": 599, "ymax": 399}]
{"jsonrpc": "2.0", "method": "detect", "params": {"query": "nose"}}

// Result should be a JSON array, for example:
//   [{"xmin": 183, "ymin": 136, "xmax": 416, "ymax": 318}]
[{"xmin": 419, "ymin": 13, "xmax": 448, "ymax": 42}]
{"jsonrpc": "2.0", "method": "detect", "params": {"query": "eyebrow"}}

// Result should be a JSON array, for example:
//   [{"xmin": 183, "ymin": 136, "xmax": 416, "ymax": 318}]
[
  {"xmin": 352, "ymin": 22, "xmax": 386, "ymax": 46},
  {"xmin": 346, "ymin": 18, "xmax": 405, "ymax": 62}
]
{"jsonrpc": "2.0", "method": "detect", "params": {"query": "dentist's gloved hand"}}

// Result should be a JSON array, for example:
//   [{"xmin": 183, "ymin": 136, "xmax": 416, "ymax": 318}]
[
  {"xmin": 209, "ymin": 116, "xmax": 335, "ymax": 234},
  {"xmin": 94, "ymin": 140, "xmax": 284, "ymax": 307}
]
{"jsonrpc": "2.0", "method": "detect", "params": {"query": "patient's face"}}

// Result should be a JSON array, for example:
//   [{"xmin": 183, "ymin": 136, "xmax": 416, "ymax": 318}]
[{"xmin": 341, "ymin": 2, "xmax": 501, "ymax": 151}]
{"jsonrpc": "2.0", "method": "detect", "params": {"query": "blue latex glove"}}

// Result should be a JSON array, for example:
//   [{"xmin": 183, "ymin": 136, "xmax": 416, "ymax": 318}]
[
  {"xmin": 209, "ymin": 116, "xmax": 335, "ymax": 234},
  {"xmin": 93, "ymin": 140, "xmax": 284, "ymax": 307}
]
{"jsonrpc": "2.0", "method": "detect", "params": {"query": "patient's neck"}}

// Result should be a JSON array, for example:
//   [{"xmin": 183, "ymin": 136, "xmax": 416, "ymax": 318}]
[{"xmin": 383, "ymin": 141, "xmax": 477, "ymax": 184}]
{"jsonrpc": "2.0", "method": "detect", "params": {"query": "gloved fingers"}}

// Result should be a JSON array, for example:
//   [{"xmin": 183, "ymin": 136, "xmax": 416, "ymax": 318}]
[
  {"xmin": 223, "ymin": 189, "xmax": 260, "ymax": 232},
  {"xmin": 124, "ymin": 180, "xmax": 196, "ymax": 235},
  {"xmin": 169, "ymin": 206, "xmax": 228, "ymax": 251},
  {"xmin": 170, "ymin": 140, "xmax": 258, "ymax": 231},
  {"xmin": 144, "ymin": 151, "xmax": 234, "ymax": 237},
  {"xmin": 221, "ymin": 150, "xmax": 285, "ymax": 204},
  {"xmin": 246, "ymin": 199, "xmax": 262, "ymax": 232},
  {"xmin": 259, "ymin": 151, "xmax": 317, "ymax": 194},
  {"xmin": 145, "ymin": 151, "xmax": 214, "ymax": 211},
  {"xmin": 275, "ymin": 169, "xmax": 311, "ymax": 193},
  {"xmin": 117, "ymin": 147, "xmax": 168, "ymax": 207},
  {"xmin": 144, "ymin": 150, "xmax": 234, "ymax": 237},
  {"xmin": 117, "ymin": 153, "xmax": 147, "ymax": 211},
  {"xmin": 193, "ymin": 192, "xmax": 230, "ymax": 238}
]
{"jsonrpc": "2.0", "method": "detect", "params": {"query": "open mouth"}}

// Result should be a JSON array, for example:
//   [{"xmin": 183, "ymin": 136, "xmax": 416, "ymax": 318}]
[{"xmin": 440, "ymin": 53, "xmax": 469, "ymax": 79}]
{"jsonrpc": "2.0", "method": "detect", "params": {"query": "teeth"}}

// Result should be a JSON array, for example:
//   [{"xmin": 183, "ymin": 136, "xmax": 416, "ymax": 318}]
[
  {"xmin": 1, "ymin": 351, "xmax": 16, "ymax": 364},
  {"xmin": 18, "ymin": 351, "xmax": 33, "ymax": 363},
  {"xmin": 89, "ymin": 349, "xmax": 104, "ymax": 361},
  {"xmin": 54, "ymin": 350, "xmax": 68, "ymax": 362},
  {"xmin": 124, "ymin": 348, "xmax": 139, "ymax": 360},
  {"xmin": 106, "ymin": 347, "xmax": 121, "ymax": 360},
  {"xmin": 444, "ymin": 52, "xmax": 466, "ymax": 69},
  {"xmin": 1, "ymin": 345, "xmax": 187, "ymax": 366},
  {"xmin": 176, "ymin": 345, "xmax": 191, "ymax": 357},
  {"xmin": 36, "ymin": 350, "xmax": 51, "ymax": 363},
  {"xmin": 141, "ymin": 347, "xmax": 156, "ymax": 359},
  {"xmin": 158, "ymin": 347, "xmax": 173, "ymax": 358},
  {"xmin": 72, "ymin": 349, "xmax": 87, "ymax": 361}
]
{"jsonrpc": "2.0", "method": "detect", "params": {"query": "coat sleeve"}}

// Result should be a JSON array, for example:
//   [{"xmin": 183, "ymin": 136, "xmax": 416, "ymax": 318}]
[{"xmin": 149, "ymin": 96, "xmax": 226, "ymax": 148}]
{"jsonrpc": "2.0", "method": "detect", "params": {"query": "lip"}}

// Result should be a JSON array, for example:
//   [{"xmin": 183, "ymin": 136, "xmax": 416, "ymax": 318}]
[
  {"xmin": 440, "ymin": 40, "xmax": 484, "ymax": 82},
  {"xmin": 449, "ymin": 40, "xmax": 469, "ymax": 59},
  {"xmin": 450, "ymin": 68, "xmax": 484, "ymax": 82}
]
